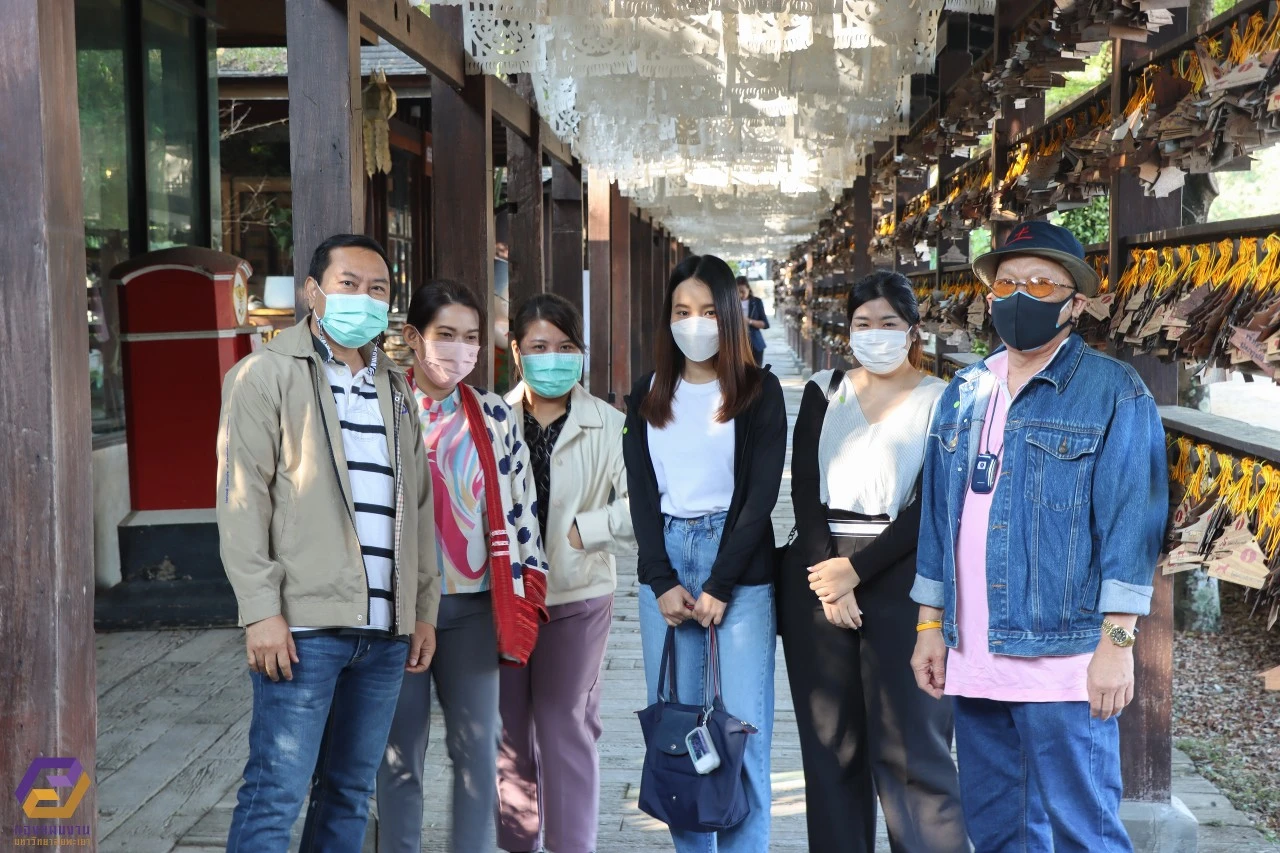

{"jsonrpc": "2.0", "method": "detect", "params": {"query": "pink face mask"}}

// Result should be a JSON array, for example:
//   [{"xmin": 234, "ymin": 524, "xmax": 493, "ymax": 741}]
[{"xmin": 414, "ymin": 339, "xmax": 480, "ymax": 389}]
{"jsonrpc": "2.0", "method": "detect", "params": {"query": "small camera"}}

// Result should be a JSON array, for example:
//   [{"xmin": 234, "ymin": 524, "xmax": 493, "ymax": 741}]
[{"xmin": 686, "ymin": 724, "xmax": 721, "ymax": 775}]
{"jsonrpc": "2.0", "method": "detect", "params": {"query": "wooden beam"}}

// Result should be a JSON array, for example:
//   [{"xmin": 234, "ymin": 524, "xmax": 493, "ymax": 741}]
[
  {"xmin": 356, "ymin": 0, "xmax": 465, "ymax": 90},
  {"xmin": 431, "ymin": 7, "xmax": 495, "ymax": 387},
  {"xmin": 492, "ymin": 79, "xmax": 535, "ymax": 139},
  {"xmin": 1110, "ymin": 20, "xmax": 1187, "ymax": 803},
  {"xmin": 609, "ymin": 183, "xmax": 632, "ymax": 400},
  {"xmin": 549, "ymin": 161, "xmax": 584, "ymax": 311},
  {"xmin": 587, "ymin": 170, "xmax": 613, "ymax": 398},
  {"xmin": 0, "ymin": 0, "xmax": 96, "ymax": 837},
  {"xmin": 286, "ymin": 0, "xmax": 364, "ymax": 317},
  {"xmin": 851, "ymin": 166, "xmax": 873, "ymax": 279},
  {"xmin": 541, "ymin": 121, "xmax": 574, "ymax": 166}
]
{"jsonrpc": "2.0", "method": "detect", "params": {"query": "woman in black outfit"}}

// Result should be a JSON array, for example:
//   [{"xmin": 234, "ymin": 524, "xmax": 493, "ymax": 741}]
[{"xmin": 778, "ymin": 272, "xmax": 967, "ymax": 852}]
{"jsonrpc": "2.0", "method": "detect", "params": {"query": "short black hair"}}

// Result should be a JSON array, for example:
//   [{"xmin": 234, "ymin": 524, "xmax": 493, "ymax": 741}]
[
  {"xmin": 511, "ymin": 292, "xmax": 586, "ymax": 351},
  {"xmin": 846, "ymin": 270, "xmax": 920, "ymax": 326},
  {"xmin": 406, "ymin": 279, "xmax": 486, "ymax": 336},
  {"xmin": 307, "ymin": 234, "xmax": 391, "ymax": 285}
]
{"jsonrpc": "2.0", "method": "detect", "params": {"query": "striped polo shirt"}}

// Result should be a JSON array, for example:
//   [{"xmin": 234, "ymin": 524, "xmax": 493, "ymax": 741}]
[{"xmin": 292, "ymin": 332, "xmax": 397, "ymax": 634}]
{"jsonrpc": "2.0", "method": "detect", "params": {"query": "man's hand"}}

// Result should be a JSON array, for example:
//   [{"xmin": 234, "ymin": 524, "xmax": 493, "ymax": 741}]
[
  {"xmin": 568, "ymin": 522, "xmax": 585, "ymax": 551},
  {"xmin": 245, "ymin": 615, "xmax": 298, "ymax": 682},
  {"xmin": 1087, "ymin": 639, "xmax": 1135, "ymax": 721},
  {"xmin": 822, "ymin": 591, "xmax": 862, "ymax": 629},
  {"xmin": 658, "ymin": 586, "xmax": 696, "ymax": 627},
  {"xmin": 693, "ymin": 592, "xmax": 728, "ymax": 628},
  {"xmin": 808, "ymin": 557, "xmax": 860, "ymax": 604},
  {"xmin": 911, "ymin": 609, "xmax": 947, "ymax": 699},
  {"xmin": 408, "ymin": 621, "xmax": 437, "ymax": 674}
]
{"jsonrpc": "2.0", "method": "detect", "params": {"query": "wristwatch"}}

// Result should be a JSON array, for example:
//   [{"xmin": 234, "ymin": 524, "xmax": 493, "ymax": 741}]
[{"xmin": 1101, "ymin": 619, "xmax": 1137, "ymax": 648}]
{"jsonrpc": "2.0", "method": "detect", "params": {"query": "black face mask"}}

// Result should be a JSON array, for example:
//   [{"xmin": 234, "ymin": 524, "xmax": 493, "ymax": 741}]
[{"xmin": 990, "ymin": 291, "xmax": 1075, "ymax": 352}]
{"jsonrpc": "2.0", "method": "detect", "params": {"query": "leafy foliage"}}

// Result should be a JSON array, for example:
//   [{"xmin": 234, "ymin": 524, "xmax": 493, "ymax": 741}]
[{"xmin": 1049, "ymin": 195, "xmax": 1109, "ymax": 246}]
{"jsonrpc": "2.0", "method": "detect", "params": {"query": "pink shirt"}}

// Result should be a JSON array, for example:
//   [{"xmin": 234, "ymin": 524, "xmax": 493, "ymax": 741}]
[{"xmin": 944, "ymin": 350, "xmax": 1091, "ymax": 703}]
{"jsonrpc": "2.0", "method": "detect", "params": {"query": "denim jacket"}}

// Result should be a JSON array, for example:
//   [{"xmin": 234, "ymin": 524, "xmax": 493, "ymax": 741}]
[{"xmin": 910, "ymin": 334, "xmax": 1169, "ymax": 657}]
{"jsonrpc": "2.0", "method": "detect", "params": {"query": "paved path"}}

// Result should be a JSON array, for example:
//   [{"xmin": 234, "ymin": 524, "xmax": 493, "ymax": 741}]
[{"xmin": 92, "ymin": 326, "xmax": 1278, "ymax": 851}]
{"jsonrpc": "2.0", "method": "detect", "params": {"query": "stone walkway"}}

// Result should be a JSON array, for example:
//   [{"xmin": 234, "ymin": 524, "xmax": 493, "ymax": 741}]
[{"xmin": 92, "ymin": 326, "xmax": 1278, "ymax": 851}]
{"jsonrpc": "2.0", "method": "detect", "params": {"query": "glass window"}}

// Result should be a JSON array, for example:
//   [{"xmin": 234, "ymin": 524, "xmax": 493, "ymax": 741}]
[
  {"xmin": 387, "ymin": 147, "xmax": 418, "ymax": 314},
  {"xmin": 77, "ymin": 0, "xmax": 130, "ymax": 436},
  {"xmin": 143, "ymin": 0, "xmax": 201, "ymax": 249}
]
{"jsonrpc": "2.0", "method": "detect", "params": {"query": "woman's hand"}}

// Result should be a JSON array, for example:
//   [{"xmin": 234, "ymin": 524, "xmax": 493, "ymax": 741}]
[
  {"xmin": 568, "ymin": 521, "xmax": 584, "ymax": 551},
  {"xmin": 693, "ymin": 592, "xmax": 728, "ymax": 628},
  {"xmin": 657, "ymin": 586, "xmax": 696, "ymax": 627},
  {"xmin": 808, "ymin": 557, "xmax": 860, "ymax": 604},
  {"xmin": 821, "ymin": 591, "xmax": 862, "ymax": 630}
]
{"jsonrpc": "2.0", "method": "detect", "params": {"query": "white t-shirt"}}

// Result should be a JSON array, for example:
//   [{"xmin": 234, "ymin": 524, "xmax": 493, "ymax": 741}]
[{"xmin": 648, "ymin": 378, "xmax": 736, "ymax": 518}]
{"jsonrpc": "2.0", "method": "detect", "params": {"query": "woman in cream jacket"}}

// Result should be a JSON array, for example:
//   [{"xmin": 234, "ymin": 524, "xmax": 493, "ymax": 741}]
[{"xmin": 497, "ymin": 293, "xmax": 635, "ymax": 853}]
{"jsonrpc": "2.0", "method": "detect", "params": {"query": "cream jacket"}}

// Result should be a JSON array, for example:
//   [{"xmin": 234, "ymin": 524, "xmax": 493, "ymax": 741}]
[
  {"xmin": 216, "ymin": 320, "xmax": 440, "ymax": 632},
  {"xmin": 506, "ymin": 383, "xmax": 635, "ymax": 607}
]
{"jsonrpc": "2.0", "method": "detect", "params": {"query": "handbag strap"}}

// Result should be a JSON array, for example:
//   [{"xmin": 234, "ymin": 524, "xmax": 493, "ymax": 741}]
[
  {"xmin": 458, "ymin": 386, "xmax": 514, "ymax": 582},
  {"xmin": 705, "ymin": 624, "xmax": 723, "ymax": 709},
  {"xmin": 656, "ymin": 626, "xmax": 679, "ymax": 703},
  {"xmin": 825, "ymin": 369, "xmax": 845, "ymax": 402}
]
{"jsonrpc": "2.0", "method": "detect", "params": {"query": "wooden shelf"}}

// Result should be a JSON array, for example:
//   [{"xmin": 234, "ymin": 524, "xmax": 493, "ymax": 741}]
[
  {"xmin": 1125, "ymin": 213, "xmax": 1280, "ymax": 247},
  {"xmin": 1011, "ymin": 79, "xmax": 1110, "ymax": 147},
  {"xmin": 1160, "ymin": 405, "xmax": 1280, "ymax": 466},
  {"xmin": 1126, "ymin": 0, "xmax": 1275, "ymax": 71}
]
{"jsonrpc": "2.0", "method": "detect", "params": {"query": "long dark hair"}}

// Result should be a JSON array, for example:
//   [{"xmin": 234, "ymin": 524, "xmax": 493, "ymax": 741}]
[
  {"xmin": 511, "ymin": 292, "xmax": 586, "ymax": 351},
  {"xmin": 640, "ymin": 254, "xmax": 761, "ymax": 427},
  {"xmin": 846, "ymin": 270, "xmax": 924, "ymax": 369},
  {"xmin": 406, "ymin": 278, "xmax": 486, "ymax": 336}
]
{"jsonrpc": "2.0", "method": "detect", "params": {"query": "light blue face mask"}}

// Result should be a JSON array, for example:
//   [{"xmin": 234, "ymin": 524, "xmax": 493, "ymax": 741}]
[
  {"xmin": 521, "ymin": 352, "xmax": 583, "ymax": 398},
  {"xmin": 317, "ymin": 293, "xmax": 390, "ymax": 348}
]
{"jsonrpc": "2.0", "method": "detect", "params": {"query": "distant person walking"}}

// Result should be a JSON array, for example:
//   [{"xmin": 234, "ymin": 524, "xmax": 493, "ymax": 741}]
[
  {"xmin": 496, "ymin": 293, "xmax": 635, "ymax": 853},
  {"xmin": 738, "ymin": 275, "xmax": 770, "ymax": 367}
]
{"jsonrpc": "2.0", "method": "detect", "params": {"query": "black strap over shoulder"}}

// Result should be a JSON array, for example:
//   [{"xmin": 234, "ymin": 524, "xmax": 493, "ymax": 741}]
[{"xmin": 825, "ymin": 369, "xmax": 845, "ymax": 403}]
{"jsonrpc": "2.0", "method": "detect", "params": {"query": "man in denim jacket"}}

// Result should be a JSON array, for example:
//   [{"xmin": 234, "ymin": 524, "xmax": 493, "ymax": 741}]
[{"xmin": 910, "ymin": 221, "xmax": 1168, "ymax": 850}]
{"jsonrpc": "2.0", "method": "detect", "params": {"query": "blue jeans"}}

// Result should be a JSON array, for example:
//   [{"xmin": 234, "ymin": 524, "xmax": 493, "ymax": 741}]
[
  {"xmin": 639, "ymin": 512, "xmax": 776, "ymax": 853},
  {"xmin": 953, "ymin": 697, "xmax": 1132, "ymax": 853},
  {"xmin": 227, "ymin": 634, "xmax": 408, "ymax": 853}
]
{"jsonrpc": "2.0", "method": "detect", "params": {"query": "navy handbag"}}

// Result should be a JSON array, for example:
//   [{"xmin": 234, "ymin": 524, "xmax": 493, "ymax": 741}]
[{"xmin": 636, "ymin": 625, "xmax": 756, "ymax": 833}]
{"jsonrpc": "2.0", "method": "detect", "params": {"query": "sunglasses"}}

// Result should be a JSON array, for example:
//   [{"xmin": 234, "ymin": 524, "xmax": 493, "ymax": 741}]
[{"xmin": 989, "ymin": 277, "xmax": 1075, "ymax": 299}]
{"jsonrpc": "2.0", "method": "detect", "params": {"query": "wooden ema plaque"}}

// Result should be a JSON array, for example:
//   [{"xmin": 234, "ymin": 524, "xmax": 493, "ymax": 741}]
[{"xmin": 113, "ymin": 247, "xmax": 255, "ymax": 511}]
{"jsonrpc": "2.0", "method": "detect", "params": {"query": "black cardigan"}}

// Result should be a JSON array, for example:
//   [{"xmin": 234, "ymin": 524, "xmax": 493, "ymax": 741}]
[
  {"xmin": 789, "ymin": 376, "xmax": 922, "ymax": 584},
  {"xmin": 623, "ymin": 369, "xmax": 787, "ymax": 602}
]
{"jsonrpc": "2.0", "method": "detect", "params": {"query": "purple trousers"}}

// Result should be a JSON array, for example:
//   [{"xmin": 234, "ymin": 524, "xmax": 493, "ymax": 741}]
[{"xmin": 497, "ymin": 593, "xmax": 613, "ymax": 853}]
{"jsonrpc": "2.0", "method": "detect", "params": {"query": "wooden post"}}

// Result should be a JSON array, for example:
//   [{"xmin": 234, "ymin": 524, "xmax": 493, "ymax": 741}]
[
  {"xmin": 505, "ymin": 80, "xmax": 544, "ymax": 356},
  {"xmin": 286, "ymin": 0, "xmax": 364, "ymax": 317},
  {"xmin": 1, "ymin": 0, "xmax": 96, "ymax": 840},
  {"xmin": 586, "ymin": 171, "xmax": 612, "ymax": 397},
  {"xmin": 431, "ymin": 7, "xmax": 495, "ymax": 387},
  {"xmin": 1110, "ymin": 20, "xmax": 1186, "ymax": 805},
  {"xmin": 549, "ymin": 161, "xmax": 584, "ymax": 312},
  {"xmin": 851, "ymin": 167, "xmax": 874, "ymax": 280},
  {"xmin": 630, "ymin": 212, "xmax": 648, "ymax": 382},
  {"xmin": 609, "ymin": 183, "xmax": 632, "ymax": 399}
]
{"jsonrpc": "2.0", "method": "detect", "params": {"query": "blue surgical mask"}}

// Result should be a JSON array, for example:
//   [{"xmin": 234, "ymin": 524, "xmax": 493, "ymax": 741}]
[
  {"xmin": 521, "ymin": 352, "xmax": 583, "ymax": 398},
  {"xmin": 317, "ymin": 293, "xmax": 389, "ymax": 348}
]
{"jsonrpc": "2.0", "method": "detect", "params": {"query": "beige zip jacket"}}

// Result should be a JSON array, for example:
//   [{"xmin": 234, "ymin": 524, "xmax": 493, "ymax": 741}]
[
  {"xmin": 506, "ymin": 383, "xmax": 635, "ymax": 607},
  {"xmin": 216, "ymin": 320, "xmax": 440, "ymax": 632}
]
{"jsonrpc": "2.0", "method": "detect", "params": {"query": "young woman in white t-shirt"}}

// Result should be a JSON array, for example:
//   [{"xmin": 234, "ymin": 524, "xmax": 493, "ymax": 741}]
[
  {"xmin": 622, "ymin": 253, "xmax": 787, "ymax": 853},
  {"xmin": 779, "ymin": 271, "xmax": 967, "ymax": 852}
]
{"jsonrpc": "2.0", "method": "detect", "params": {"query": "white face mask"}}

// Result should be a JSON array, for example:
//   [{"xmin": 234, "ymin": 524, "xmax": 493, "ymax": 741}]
[
  {"xmin": 850, "ymin": 328, "xmax": 911, "ymax": 375},
  {"xmin": 670, "ymin": 317, "xmax": 721, "ymax": 363}
]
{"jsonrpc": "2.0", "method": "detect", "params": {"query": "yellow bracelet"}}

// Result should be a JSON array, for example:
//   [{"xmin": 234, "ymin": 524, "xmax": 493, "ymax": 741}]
[{"xmin": 916, "ymin": 620, "xmax": 943, "ymax": 633}]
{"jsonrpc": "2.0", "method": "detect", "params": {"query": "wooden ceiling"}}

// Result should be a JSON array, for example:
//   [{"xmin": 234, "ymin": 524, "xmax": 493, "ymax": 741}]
[{"xmin": 216, "ymin": 0, "xmax": 286, "ymax": 47}]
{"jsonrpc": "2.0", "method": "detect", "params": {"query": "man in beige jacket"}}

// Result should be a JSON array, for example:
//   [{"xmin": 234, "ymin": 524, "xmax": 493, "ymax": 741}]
[{"xmin": 217, "ymin": 234, "xmax": 439, "ymax": 852}]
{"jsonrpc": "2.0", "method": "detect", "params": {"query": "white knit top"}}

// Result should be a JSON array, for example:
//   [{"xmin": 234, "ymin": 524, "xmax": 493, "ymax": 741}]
[{"xmin": 814, "ymin": 369, "xmax": 945, "ymax": 520}]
